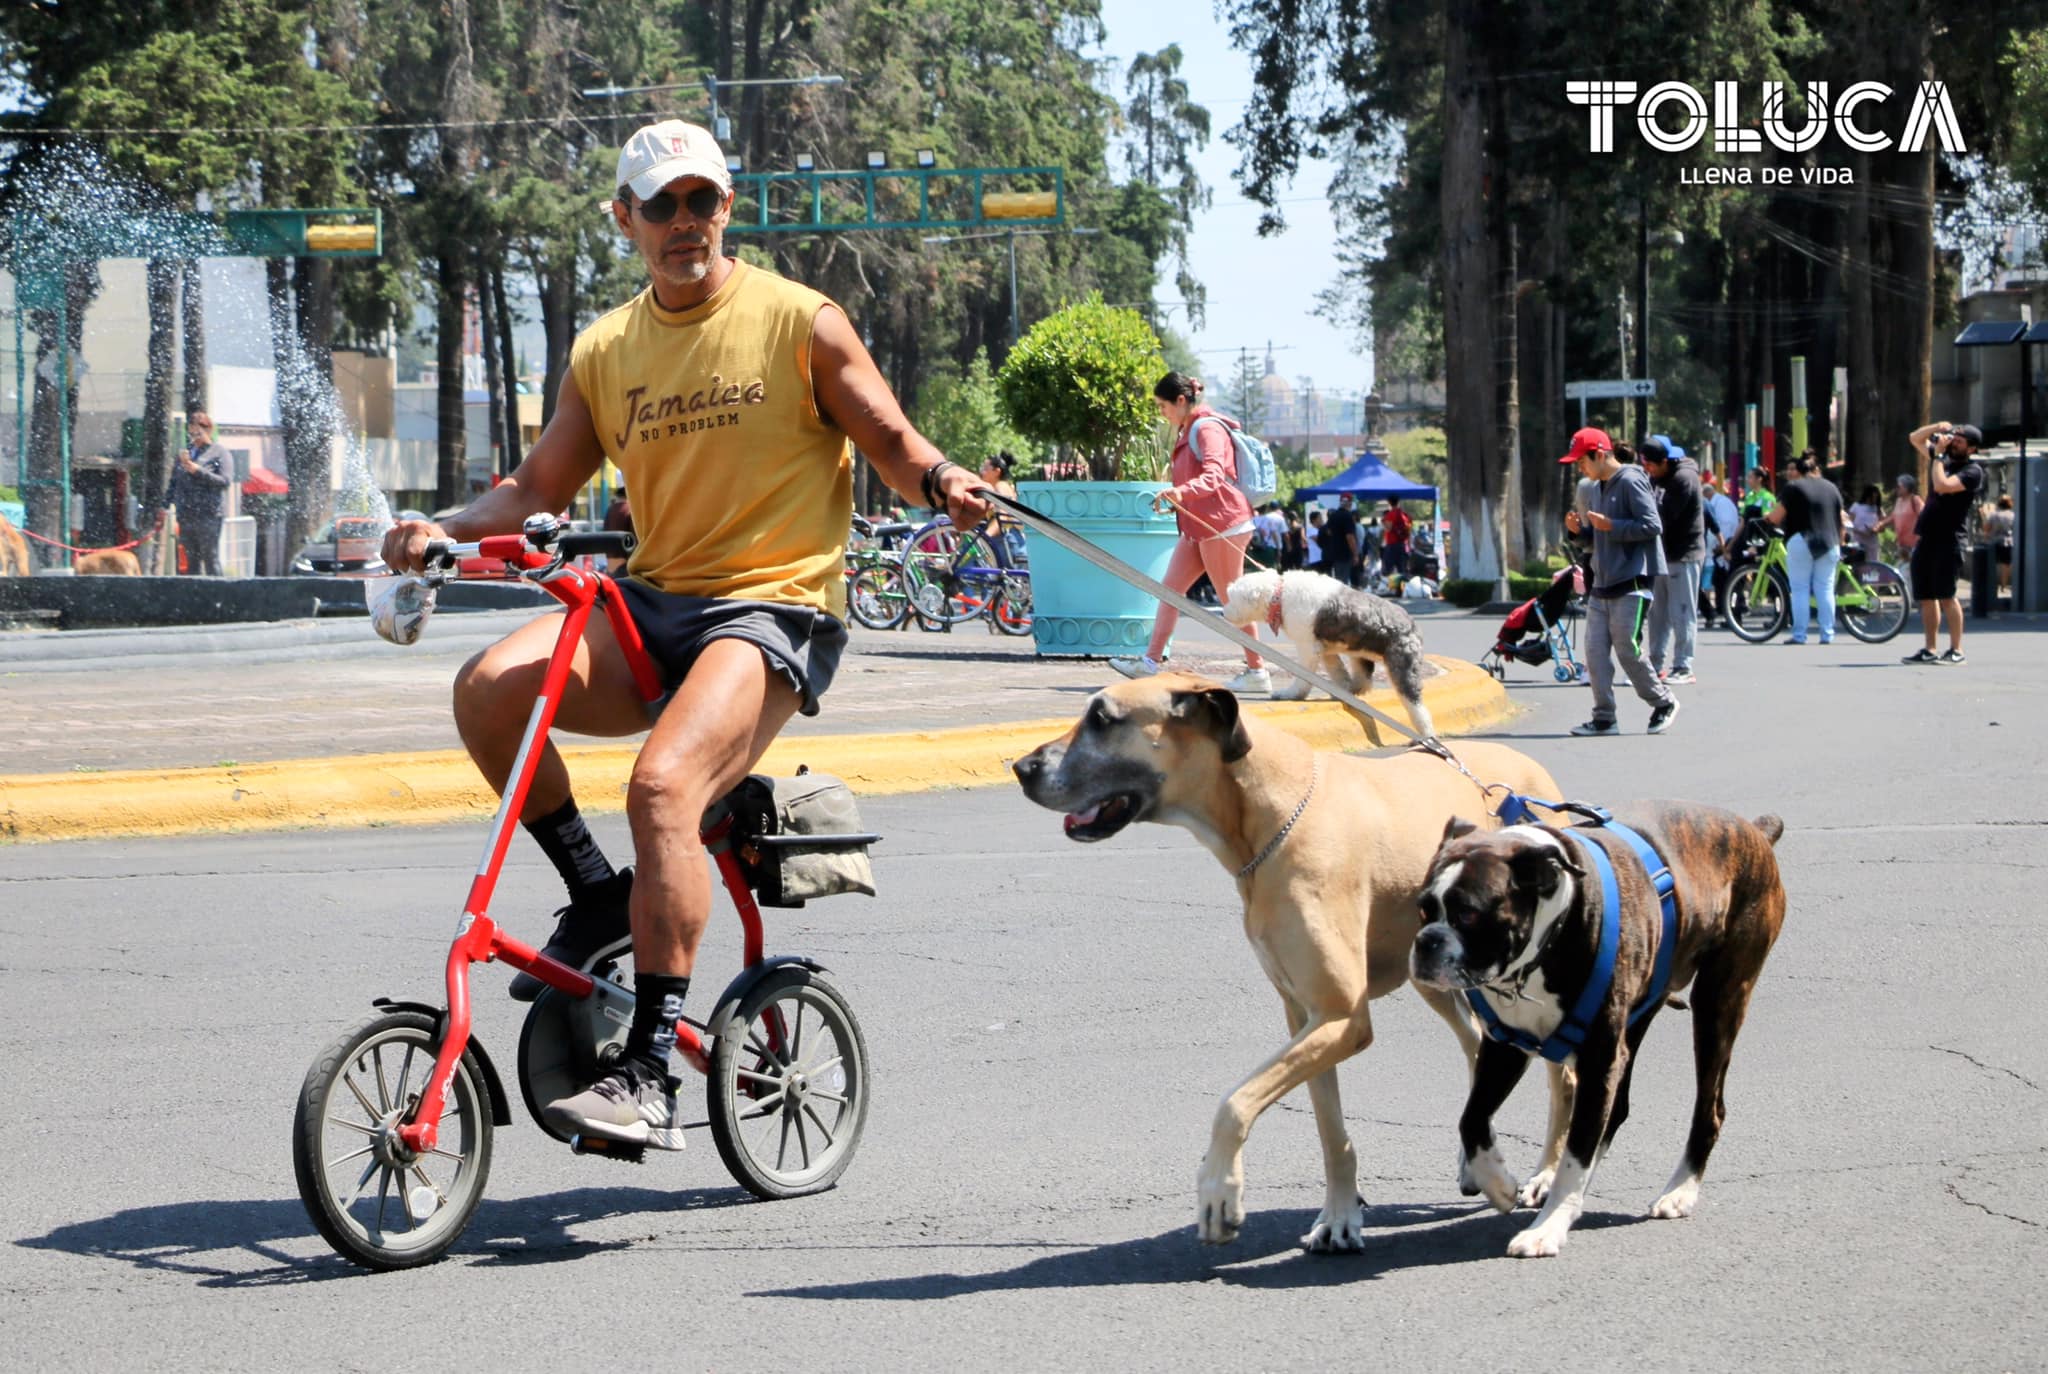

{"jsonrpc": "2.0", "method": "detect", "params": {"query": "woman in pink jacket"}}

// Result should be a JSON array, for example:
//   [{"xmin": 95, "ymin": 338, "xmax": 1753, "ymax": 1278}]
[{"xmin": 1109, "ymin": 372, "xmax": 1268, "ymax": 693}]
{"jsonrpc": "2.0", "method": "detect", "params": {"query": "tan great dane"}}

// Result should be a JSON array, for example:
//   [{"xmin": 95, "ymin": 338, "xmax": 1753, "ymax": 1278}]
[{"xmin": 1012, "ymin": 672, "xmax": 1568, "ymax": 1251}]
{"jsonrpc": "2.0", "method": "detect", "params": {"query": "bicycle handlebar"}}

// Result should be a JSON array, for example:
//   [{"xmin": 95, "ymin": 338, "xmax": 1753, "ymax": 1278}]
[
  {"xmin": 560, "ymin": 530, "xmax": 635, "ymax": 559},
  {"xmin": 422, "ymin": 528, "xmax": 634, "ymax": 571}
]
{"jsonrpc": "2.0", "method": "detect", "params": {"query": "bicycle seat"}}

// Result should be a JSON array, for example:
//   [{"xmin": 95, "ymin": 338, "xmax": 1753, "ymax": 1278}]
[
  {"xmin": 866, "ymin": 522, "xmax": 915, "ymax": 540},
  {"xmin": 1841, "ymin": 546, "xmax": 1866, "ymax": 566}
]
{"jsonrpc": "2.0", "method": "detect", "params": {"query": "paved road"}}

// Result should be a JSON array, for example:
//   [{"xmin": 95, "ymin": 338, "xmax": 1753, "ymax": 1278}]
[{"xmin": 3, "ymin": 613, "xmax": 2045, "ymax": 1369}]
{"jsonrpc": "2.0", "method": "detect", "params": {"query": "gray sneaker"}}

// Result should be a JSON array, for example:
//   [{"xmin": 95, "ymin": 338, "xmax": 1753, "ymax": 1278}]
[
  {"xmin": 1570, "ymin": 719, "xmax": 1620, "ymax": 737},
  {"xmin": 509, "ymin": 869, "xmax": 634, "ymax": 1002},
  {"xmin": 544, "ymin": 1062, "xmax": 685, "ymax": 1151},
  {"xmin": 1647, "ymin": 697, "xmax": 1681, "ymax": 735}
]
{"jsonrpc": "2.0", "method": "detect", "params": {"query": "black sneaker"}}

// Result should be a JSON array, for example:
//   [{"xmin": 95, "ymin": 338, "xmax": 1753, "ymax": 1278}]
[
  {"xmin": 1938, "ymin": 648, "xmax": 1967, "ymax": 666},
  {"xmin": 1570, "ymin": 719, "xmax": 1620, "ymax": 737},
  {"xmin": 1901, "ymin": 647, "xmax": 1940, "ymax": 665},
  {"xmin": 508, "ymin": 868, "xmax": 634, "ymax": 1002},
  {"xmin": 1647, "ymin": 698, "xmax": 1681, "ymax": 735}
]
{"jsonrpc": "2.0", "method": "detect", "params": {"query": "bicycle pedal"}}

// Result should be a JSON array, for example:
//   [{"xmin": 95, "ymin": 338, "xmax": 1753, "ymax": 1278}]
[{"xmin": 569, "ymin": 1134, "xmax": 646, "ymax": 1164}]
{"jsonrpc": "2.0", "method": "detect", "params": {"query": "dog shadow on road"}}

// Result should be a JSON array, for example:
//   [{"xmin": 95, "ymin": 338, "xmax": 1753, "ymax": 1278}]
[
  {"xmin": 17, "ymin": 1184, "xmax": 756, "ymax": 1286},
  {"xmin": 751, "ymin": 1199, "xmax": 1649, "ymax": 1298}
]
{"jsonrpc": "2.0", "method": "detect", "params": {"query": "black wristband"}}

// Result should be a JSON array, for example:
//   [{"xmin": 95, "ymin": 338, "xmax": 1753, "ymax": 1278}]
[{"xmin": 921, "ymin": 460, "xmax": 958, "ymax": 509}]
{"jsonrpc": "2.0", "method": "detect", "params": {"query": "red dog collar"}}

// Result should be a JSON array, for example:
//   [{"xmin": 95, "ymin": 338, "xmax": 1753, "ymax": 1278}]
[{"xmin": 1266, "ymin": 584, "xmax": 1286, "ymax": 634}]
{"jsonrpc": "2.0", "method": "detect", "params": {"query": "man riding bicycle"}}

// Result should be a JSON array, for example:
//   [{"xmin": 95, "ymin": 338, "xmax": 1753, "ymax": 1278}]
[{"xmin": 381, "ymin": 119, "xmax": 989, "ymax": 1150}]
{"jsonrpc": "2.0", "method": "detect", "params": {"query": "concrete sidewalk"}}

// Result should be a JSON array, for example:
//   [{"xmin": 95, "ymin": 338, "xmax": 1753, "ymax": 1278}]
[{"xmin": 0, "ymin": 603, "xmax": 1517, "ymax": 842}]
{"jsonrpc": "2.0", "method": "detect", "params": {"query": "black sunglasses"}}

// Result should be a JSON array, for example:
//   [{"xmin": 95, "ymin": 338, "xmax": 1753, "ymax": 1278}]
[{"xmin": 634, "ymin": 185, "xmax": 725, "ymax": 224}]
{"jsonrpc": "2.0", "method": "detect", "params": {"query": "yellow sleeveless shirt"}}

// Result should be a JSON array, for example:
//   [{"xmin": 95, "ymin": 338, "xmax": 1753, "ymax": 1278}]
[{"xmin": 570, "ymin": 259, "xmax": 852, "ymax": 614}]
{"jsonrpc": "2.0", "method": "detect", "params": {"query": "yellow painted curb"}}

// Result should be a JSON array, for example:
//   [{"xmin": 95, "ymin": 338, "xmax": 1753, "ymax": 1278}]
[{"xmin": 0, "ymin": 656, "xmax": 1515, "ymax": 844}]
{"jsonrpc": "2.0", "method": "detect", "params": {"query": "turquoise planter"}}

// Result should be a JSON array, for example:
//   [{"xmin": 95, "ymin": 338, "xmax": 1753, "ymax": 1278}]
[{"xmin": 1016, "ymin": 480, "xmax": 1179, "ymax": 657}]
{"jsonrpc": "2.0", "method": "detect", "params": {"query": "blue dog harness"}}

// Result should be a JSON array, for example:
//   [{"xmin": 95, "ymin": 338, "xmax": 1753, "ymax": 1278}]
[{"xmin": 1462, "ymin": 797, "xmax": 1679, "ymax": 1063}]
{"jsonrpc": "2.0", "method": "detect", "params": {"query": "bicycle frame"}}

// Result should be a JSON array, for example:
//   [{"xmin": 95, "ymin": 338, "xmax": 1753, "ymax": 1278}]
[
  {"xmin": 902, "ymin": 514, "xmax": 1029, "ymax": 627},
  {"xmin": 395, "ymin": 535, "xmax": 776, "ymax": 1157},
  {"xmin": 1752, "ymin": 533, "xmax": 1883, "ymax": 608}
]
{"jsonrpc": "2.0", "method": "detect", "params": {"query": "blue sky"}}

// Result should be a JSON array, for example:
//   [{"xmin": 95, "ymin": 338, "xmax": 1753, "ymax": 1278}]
[{"xmin": 1094, "ymin": 0, "xmax": 1367, "ymax": 398}]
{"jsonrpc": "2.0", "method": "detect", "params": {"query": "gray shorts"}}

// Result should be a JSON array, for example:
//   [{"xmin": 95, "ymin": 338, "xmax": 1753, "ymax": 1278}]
[{"xmin": 616, "ymin": 580, "xmax": 848, "ymax": 717}]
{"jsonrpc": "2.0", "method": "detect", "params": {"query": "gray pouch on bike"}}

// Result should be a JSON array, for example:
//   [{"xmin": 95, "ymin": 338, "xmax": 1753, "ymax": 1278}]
[{"xmin": 730, "ymin": 769, "xmax": 878, "ymax": 907}]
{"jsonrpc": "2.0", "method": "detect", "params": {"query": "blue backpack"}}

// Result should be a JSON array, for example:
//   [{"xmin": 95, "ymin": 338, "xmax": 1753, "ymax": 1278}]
[{"xmin": 1193, "ymin": 416, "xmax": 1278, "ymax": 505}]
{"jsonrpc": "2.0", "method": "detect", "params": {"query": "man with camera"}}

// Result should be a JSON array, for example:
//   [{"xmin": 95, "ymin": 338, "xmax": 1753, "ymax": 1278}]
[{"xmin": 1901, "ymin": 420, "xmax": 1985, "ymax": 665}]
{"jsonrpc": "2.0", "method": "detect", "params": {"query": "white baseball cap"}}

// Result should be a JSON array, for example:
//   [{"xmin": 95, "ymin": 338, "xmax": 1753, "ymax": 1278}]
[{"xmin": 615, "ymin": 120, "xmax": 731, "ymax": 201}]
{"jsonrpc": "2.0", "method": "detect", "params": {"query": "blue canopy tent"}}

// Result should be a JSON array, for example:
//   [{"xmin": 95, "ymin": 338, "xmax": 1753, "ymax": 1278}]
[
  {"xmin": 1297, "ymin": 452, "xmax": 1442, "ymax": 577},
  {"xmin": 1294, "ymin": 451, "xmax": 1438, "ymax": 503}
]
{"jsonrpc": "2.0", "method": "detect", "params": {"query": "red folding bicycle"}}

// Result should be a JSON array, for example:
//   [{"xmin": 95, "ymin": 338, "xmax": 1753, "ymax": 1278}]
[{"xmin": 292, "ymin": 514, "xmax": 874, "ymax": 1271}]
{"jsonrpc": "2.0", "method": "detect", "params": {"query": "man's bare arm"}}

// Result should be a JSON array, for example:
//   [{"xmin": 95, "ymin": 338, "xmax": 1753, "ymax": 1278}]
[
  {"xmin": 811, "ymin": 304, "xmax": 990, "ymax": 527},
  {"xmin": 381, "ymin": 368, "xmax": 609, "ymax": 572}
]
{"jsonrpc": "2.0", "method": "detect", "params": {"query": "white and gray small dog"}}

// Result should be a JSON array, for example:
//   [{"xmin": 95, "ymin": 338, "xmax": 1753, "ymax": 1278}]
[{"xmin": 1221, "ymin": 569, "xmax": 1435, "ymax": 739}]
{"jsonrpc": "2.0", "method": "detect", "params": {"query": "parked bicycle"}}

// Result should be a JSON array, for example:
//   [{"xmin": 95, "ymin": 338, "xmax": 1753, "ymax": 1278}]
[
  {"xmin": 907, "ymin": 514, "xmax": 1030, "ymax": 635},
  {"xmin": 1722, "ymin": 528, "xmax": 1910, "ymax": 643},
  {"xmin": 844, "ymin": 513, "xmax": 917, "ymax": 631}
]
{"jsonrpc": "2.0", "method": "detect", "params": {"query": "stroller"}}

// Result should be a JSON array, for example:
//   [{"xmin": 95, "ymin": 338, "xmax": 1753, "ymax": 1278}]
[{"xmin": 1482, "ymin": 564, "xmax": 1586, "ymax": 682}]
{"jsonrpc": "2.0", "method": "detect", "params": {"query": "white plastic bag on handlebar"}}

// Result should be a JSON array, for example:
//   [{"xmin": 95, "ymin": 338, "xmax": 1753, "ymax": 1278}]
[{"xmin": 368, "ymin": 574, "xmax": 439, "ymax": 646}]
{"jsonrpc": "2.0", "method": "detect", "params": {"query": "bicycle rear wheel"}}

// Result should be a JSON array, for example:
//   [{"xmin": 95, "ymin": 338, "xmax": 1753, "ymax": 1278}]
[
  {"xmin": 1724, "ymin": 565, "xmax": 1788, "ymax": 643},
  {"xmin": 708, "ymin": 965, "xmax": 869, "ymax": 1199},
  {"xmin": 1838, "ymin": 560, "xmax": 1909, "ymax": 642},
  {"xmin": 990, "ymin": 571, "xmax": 1033, "ymax": 636}
]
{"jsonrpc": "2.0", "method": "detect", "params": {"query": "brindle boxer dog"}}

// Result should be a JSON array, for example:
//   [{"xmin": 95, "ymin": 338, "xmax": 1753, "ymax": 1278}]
[
  {"xmin": 1410, "ymin": 803, "xmax": 1785, "ymax": 1258},
  {"xmin": 1012, "ymin": 672, "xmax": 1566, "ymax": 1251}
]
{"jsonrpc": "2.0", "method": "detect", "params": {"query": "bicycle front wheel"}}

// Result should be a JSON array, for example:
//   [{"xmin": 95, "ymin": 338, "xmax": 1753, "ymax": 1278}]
[
  {"xmin": 1724, "ymin": 565, "xmax": 1788, "ymax": 643},
  {"xmin": 1838, "ymin": 560, "xmax": 1909, "ymax": 643},
  {"xmin": 294, "ymin": 1010, "xmax": 493, "ymax": 1271},
  {"xmin": 847, "ymin": 565, "xmax": 910, "ymax": 630}
]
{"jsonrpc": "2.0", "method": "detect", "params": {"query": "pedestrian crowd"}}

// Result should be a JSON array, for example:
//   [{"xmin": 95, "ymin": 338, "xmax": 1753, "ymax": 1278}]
[
  {"xmin": 1557, "ymin": 415, "xmax": 1990, "ymax": 736},
  {"xmin": 1072, "ymin": 363, "xmax": 1997, "ymax": 723}
]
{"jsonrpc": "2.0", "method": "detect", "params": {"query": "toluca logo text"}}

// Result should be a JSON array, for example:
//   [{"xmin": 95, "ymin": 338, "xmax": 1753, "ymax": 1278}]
[{"xmin": 1566, "ymin": 81, "xmax": 1964, "ymax": 155}]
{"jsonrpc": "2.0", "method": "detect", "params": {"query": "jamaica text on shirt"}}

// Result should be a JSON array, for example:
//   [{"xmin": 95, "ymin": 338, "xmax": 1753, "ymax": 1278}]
[{"xmin": 616, "ymin": 376, "xmax": 767, "ymax": 448}]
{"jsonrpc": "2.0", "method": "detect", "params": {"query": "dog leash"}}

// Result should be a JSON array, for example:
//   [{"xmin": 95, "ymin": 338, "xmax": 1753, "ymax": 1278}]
[{"xmin": 980, "ymin": 489, "xmax": 1470, "ymax": 774}]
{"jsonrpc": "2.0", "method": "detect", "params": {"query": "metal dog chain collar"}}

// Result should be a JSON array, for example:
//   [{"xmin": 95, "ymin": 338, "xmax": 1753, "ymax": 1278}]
[{"xmin": 1237, "ymin": 756, "xmax": 1321, "ymax": 881}]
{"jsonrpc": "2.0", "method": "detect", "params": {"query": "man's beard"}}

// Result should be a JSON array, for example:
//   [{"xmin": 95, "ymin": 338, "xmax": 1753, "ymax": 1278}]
[{"xmin": 649, "ymin": 236, "xmax": 716, "ymax": 290}]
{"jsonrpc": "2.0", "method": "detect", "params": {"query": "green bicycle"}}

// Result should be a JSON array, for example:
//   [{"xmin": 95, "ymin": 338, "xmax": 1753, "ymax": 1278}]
[{"xmin": 1722, "ymin": 531, "xmax": 1910, "ymax": 644}]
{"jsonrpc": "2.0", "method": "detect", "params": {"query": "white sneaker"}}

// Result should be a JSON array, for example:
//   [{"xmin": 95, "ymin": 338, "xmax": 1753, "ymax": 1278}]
[
  {"xmin": 1222, "ymin": 667, "xmax": 1272, "ymax": 695},
  {"xmin": 1108, "ymin": 655, "xmax": 1160, "ymax": 679},
  {"xmin": 1270, "ymin": 675, "xmax": 1317, "ymax": 702}
]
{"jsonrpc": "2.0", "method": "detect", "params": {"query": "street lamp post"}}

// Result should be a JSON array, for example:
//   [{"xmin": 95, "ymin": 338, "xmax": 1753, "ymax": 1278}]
[
  {"xmin": 921, "ymin": 226, "xmax": 1101, "ymax": 347},
  {"xmin": 701, "ymin": 73, "xmax": 845, "ymax": 145},
  {"xmin": 580, "ymin": 73, "xmax": 844, "ymax": 150}
]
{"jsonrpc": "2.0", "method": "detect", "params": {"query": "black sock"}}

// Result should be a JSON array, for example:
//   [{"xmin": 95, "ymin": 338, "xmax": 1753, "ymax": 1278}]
[
  {"xmin": 627, "ymin": 973, "xmax": 691, "ymax": 1079},
  {"xmin": 523, "ymin": 798, "xmax": 617, "ymax": 902}
]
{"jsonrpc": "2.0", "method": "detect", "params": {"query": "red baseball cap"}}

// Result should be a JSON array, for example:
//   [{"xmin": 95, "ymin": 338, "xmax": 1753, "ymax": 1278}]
[{"xmin": 1560, "ymin": 427, "xmax": 1613, "ymax": 464}]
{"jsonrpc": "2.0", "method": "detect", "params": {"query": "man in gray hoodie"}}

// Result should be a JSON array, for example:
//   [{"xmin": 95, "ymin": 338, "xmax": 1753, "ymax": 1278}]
[
  {"xmin": 1560, "ymin": 427, "xmax": 1679, "ymax": 736},
  {"xmin": 1642, "ymin": 434, "xmax": 1705, "ymax": 684}
]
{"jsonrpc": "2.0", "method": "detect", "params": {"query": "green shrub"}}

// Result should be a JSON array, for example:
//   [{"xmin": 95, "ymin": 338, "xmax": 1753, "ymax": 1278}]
[
  {"xmin": 1440, "ymin": 575, "xmax": 1549, "ymax": 608},
  {"xmin": 1439, "ymin": 579, "xmax": 1495, "ymax": 608},
  {"xmin": 912, "ymin": 347, "xmax": 1030, "ymax": 472},
  {"xmin": 997, "ymin": 294, "xmax": 1164, "ymax": 481}
]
